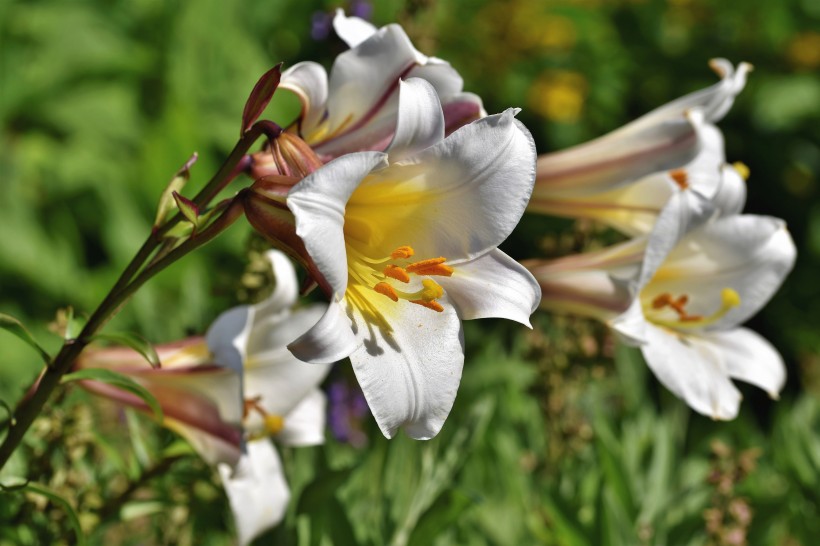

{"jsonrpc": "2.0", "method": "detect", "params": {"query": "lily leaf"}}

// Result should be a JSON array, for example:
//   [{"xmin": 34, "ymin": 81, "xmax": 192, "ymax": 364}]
[
  {"xmin": 62, "ymin": 368, "xmax": 163, "ymax": 422},
  {"xmin": 19, "ymin": 482, "xmax": 86, "ymax": 546},
  {"xmin": 90, "ymin": 332, "xmax": 160, "ymax": 368},
  {"xmin": 0, "ymin": 313, "xmax": 51, "ymax": 365},
  {"xmin": 172, "ymin": 191, "xmax": 200, "ymax": 229}
]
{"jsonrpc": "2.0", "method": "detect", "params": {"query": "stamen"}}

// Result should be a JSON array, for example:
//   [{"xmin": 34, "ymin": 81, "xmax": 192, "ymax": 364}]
[
  {"xmin": 391, "ymin": 246, "xmax": 415, "ymax": 259},
  {"xmin": 383, "ymin": 264, "xmax": 410, "ymax": 283},
  {"xmin": 732, "ymin": 162, "xmax": 750, "ymax": 181},
  {"xmin": 411, "ymin": 300, "xmax": 444, "ymax": 312},
  {"xmin": 669, "ymin": 169, "xmax": 689, "ymax": 190},
  {"xmin": 406, "ymin": 257, "xmax": 454, "ymax": 277},
  {"xmin": 648, "ymin": 288, "xmax": 741, "ymax": 329},
  {"xmin": 374, "ymin": 282, "xmax": 399, "ymax": 302}
]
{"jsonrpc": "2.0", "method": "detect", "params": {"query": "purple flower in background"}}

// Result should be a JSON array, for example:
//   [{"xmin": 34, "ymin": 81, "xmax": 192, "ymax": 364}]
[
  {"xmin": 349, "ymin": 0, "xmax": 373, "ymax": 20},
  {"xmin": 327, "ymin": 376, "xmax": 370, "ymax": 448},
  {"xmin": 311, "ymin": 11, "xmax": 333, "ymax": 41}
]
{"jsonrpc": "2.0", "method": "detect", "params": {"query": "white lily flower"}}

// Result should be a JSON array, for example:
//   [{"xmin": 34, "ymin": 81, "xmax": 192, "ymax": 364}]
[
  {"xmin": 80, "ymin": 250, "xmax": 331, "ymax": 544},
  {"xmin": 528, "ymin": 214, "xmax": 796, "ymax": 420},
  {"xmin": 280, "ymin": 10, "xmax": 485, "ymax": 160},
  {"xmin": 286, "ymin": 78, "xmax": 540, "ymax": 440},
  {"xmin": 530, "ymin": 60, "xmax": 752, "ymax": 231},
  {"xmin": 531, "ymin": 110, "xmax": 748, "ymax": 236}
]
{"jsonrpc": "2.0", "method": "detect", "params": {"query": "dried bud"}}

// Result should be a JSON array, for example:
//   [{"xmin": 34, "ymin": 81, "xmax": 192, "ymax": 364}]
[{"xmin": 250, "ymin": 132, "xmax": 323, "ymax": 180}]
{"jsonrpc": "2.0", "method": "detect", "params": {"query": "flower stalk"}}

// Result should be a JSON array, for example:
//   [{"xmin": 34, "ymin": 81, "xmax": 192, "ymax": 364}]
[{"xmin": 0, "ymin": 122, "xmax": 270, "ymax": 471}]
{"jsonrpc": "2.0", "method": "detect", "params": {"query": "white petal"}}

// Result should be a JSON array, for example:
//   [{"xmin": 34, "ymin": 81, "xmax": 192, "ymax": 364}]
[
  {"xmin": 349, "ymin": 109, "xmax": 535, "ymax": 264},
  {"xmin": 277, "ymin": 389, "xmax": 327, "ymax": 447},
  {"xmin": 438, "ymin": 249, "xmax": 540, "ymax": 326},
  {"xmin": 637, "ymin": 189, "xmax": 716, "ymax": 288},
  {"xmin": 610, "ymin": 299, "xmax": 650, "ymax": 346},
  {"xmin": 709, "ymin": 327, "xmax": 786, "ymax": 398},
  {"xmin": 711, "ymin": 164, "xmax": 747, "ymax": 217},
  {"xmin": 218, "ymin": 440, "xmax": 289, "ymax": 546},
  {"xmin": 647, "ymin": 215, "xmax": 796, "ymax": 329},
  {"xmin": 247, "ymin": 304, "xmax": 326, "ymax": 359},
  {"xmin": 252, "ymin": 250, "xmax": 300, "ymax": 321},
  {"xmin": 332, "ymin": 9, "xmax": 378, "ymax": 48},
  {"xmin": 641, "ymin": 324, "xmax": 742, "ymax": 420},
  {"xmin": 386, "ymin": 78, "xmax": 445, "ymax": 162},
  {"xmin": 534, "ymin": 60, "xmax": 750, "ymax": 193},
  {"xmin": 287, "ymin": 151, "xmax": 389, "ymax": 295},
  {"xmin": 280, "ymin": 61, "xmax": 329, "ymax": 137},
  {"xmin": 347, "ymin": 291, "xmax": 464, "ymax": 439},
  {"xmin": 407, "ymin": 61, "xmax": 464, "ymax": 104},
  {"xmin": 441, "ymin": 92, "xmax": 486, "ymax": 134},
  {"xmin": 165, "ymin": 416, "xmax": 243, "ymax": 467},
  {"xmin": 534, "ymin": 268, "xmax": 633, "ymax": 323},
  {"xmin": 288, "ymin": 299, "xmax": 360, "ymax": 364},
  {"xmin": 206, "ymin": 306, "xmax": 253, "ymax": 374},
  {"xmin": 535, "ymin": 116, "xmax": 699, "ymax": 192},
  {"xmin": 318, "ymin": 24, "xmax": 425, "ymax": 155},
  {"xmin": 626, "ymin": 59, "xmax": 751, "ymax": 128}
]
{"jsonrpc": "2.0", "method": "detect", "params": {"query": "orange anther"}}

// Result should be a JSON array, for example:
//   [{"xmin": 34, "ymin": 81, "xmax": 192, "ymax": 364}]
[
  {"xmin": 410, "ymin": 300, "xmax": 444, "ymax": 312},
  {"xmin": 410, "ymin": 263, "xmax": 454, "ymax": 277},
  {"xmin": 651, "ymin": 293, "xmax": 673, "ymax": 309},
  {"xmin": 374, "ymin": 282, "xmax": 399, "ymax": 302},
  {"xmin": 669, "ymin": 169, "xmax": 689, "ymax": 190},
  {"xmin": 406, "ymin": 257, "xmax": 446, "ymax": 272},
  {"xmin": 383, "ymin": 265, "xmax": 411, "ymax": 283},
  {"xmin": 391, "ymin": 246, "xmax": 415, "ymax": 259}
]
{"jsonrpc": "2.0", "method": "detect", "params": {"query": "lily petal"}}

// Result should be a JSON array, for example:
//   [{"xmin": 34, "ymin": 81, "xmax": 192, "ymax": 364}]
[
  {"xmin": 709, "ymin": 327, "xmax": 786, "ymax": 398},
  {"xmin": 252, "ymin": 250, "xmax": 300, "ymax": 321},
  {"xmin": 711, "ymin": 163, "xmax": 747, "ymax": 218},
  {"xmin": 387, "ymin": 78, "xmax": 445, "ymax": 162},
  {"xmin": 437, "ymin": 249, "xmax": 541, "ymax": 326},
  {"xmin": 218, "ymin": 440, "xmax": 289, "ymax": 546},
  {"xmin": 332, "ymin": 9, "xmax": 377, "ymax": 48},
  {"xmin": 641, "ymin": 323, "xmax": 742, "ymax": 420},
  {"xmin": 288, "ymin": 299, "xmax": 360, "ymax": 364},
  {"xmin": 348, "ymin": 291, "xmax": 464, "ymax": 439},
  {"xmin": 287, "ymin": 151, "xmax": 389, "ymax": 295},
  {"xmin": 349, "ymin": 109, "xmax": 535, "ymax": 264},
  {"xmin": 206, "ymin": 305, "xmax": 253, "ymax": 378},
  {"xmin": 280, "ymin": 62, "xmax": 329, "ymax": 137},
  {"xmin": 276, "ymin": 389, "xmax": 327, "ymax": 447}
]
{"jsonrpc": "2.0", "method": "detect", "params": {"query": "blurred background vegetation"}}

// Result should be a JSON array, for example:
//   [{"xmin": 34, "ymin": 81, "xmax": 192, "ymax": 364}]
[{"xmin": 1, "ymin": 0, "xmax": 819, "ymax": 544}]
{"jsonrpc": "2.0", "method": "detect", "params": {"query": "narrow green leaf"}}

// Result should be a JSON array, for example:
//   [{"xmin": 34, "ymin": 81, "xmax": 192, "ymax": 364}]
[
  {"xmin": 22, "ymin": 482, "xmax": 86, "ymax": 546},
  {"xmin": 62, "ymin": 368, "xmax": 163, "ymax": 422},
  {"xmin": 90, "ymin": 332, "xmax": 160, "ymax": 368},
  {"xmin": 155, "ymin": 153, "xmax": 197, "ymax": 227},
  {"xmin": 173, "ymin": 191, "xmax": 200, "ymax": 228},
  {"xmin": 0, "ymin": 313, "xmax": 51, "ymax": 364}
]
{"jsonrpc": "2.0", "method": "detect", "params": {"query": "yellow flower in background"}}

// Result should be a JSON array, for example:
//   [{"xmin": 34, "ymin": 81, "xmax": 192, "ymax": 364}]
[{"xmin": 527, "ymin": 70, "xmax": 588, "ymax": 123}]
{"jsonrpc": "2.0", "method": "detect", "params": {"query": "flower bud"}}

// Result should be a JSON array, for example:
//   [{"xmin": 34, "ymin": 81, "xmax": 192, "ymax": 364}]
[
  {"xmin": 249, "ymin": 132, "xmax": 324, "ymax": 180},
  {"xmin": 243, "ymin": 177, "xmax": 332, "ymax": 296}
]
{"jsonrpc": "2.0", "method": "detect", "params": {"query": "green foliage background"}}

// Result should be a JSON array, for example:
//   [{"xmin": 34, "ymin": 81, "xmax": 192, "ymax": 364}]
[{"xmin": 1, "ymin": 0, "xmax": 819, "ymax": 544}]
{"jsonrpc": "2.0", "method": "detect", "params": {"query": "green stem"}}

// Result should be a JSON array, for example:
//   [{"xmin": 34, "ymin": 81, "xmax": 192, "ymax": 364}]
[{"xmin": 0, "ymin": 125, "xmax": 266, "ymax": 471}]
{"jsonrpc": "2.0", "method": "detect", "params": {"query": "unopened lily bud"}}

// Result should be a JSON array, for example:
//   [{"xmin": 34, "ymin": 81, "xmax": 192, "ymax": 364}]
[
  {"xmin": 243, "ymin": 178, "xmax": 332, "ymax": 296},
  {"xmin": 250, "ymin": 132, "xmax": 323, "ymax": 180}
]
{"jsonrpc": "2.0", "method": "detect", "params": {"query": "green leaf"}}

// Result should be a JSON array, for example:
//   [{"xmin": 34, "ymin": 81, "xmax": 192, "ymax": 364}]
[
  {"xmin": 173, "ymin": 191, "xmax": 200, "ymax": 229},
  {"xmin": 407, "ymin": 489, "xmax": 475, "ymax": 545},
  {"xmin": 20, "ymin": 482, "xmax": 86, "ymax": 546},
  {"xmin": 0, "ymin": 313, "xmax": 51, "ymax": 364},
  {"xmin": 89, "ymin": 332, "xmax": 160, "ymax": 368},
  {"xmin": 62, "ymin": 368, "xmax": 163, "ymax": 422}
]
